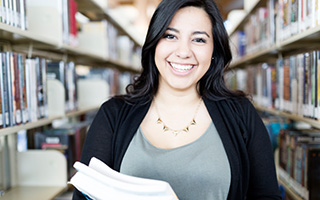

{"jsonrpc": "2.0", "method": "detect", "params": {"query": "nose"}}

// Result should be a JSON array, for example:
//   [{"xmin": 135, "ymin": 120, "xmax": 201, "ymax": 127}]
[{"xmin": 175, "ymin": 40, "xmax": 192, "ymax": 58}]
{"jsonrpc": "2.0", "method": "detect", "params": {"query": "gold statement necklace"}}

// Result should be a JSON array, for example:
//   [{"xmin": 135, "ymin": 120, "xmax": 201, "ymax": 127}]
[{"xmin": 154, "ymin": 98, "xmax": 202, "ymax": 136}]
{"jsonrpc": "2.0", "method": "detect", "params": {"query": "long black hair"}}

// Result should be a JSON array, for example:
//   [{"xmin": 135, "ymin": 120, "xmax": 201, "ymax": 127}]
[{"xmin": 122, "ymin": 0, "xmax": 246, "ymax": 104}]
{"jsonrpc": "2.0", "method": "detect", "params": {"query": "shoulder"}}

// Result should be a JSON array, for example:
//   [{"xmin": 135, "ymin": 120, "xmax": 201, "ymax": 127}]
[
  {"xmin": 99, "ymin": 96, "xmax": 150, "ymax": 118},
  {"xmin": 208, "ymin": 96, "xmax": 255, "ymax": 116},
  {"xmin": 100, "ymin": 96, "xmax": 127, "ymax": 110}
]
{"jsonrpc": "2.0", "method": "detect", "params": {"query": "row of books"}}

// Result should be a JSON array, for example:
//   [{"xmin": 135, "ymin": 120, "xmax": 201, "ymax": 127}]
[
  {"xmin": 47, "ymin": 60, "xmax": 78, "ymax": 113},
  {"xmin": 0, "ymin": 52, "xmax": 48, "ymax": 128},
  {"xmin": 225, "ymin": 50, "xmax": 320, "ymax": 119},
  {"xmin": 230, "ymin": 0, "xmax": 276, "ymax": 60},
  {"xmin": 25, "ymin": 0, "xmax": 141, "ymax": 69},
  {"xmin": 31, "ymin": 121, "xmax": 90, "ymax": 178},
  {"xmin": 27, "ymin": 0, "xmax": 78, "ymax": 46},
  {"xmin": 278, "ymin": 0, "xmax": 320, "ymax": 41},
  {"xmin": 83, "ymin": 67, "xmax": 135, "ymax": 97},
  {"xmin": 78, "ymin": 20, "xmax": 142, "ymax": 69},
  {"xmin": 0, "ymin": 50, "xmax": 83, "ymax": 129},
  {"xmin": 230, "ymin": 0, "xmax": 320, "ymax": 61},
  {"xmin": 0, "ymin": 0, "xmax": 27, "ymax": 30},
  {"xmin": 278, "ymin": 127, "xmax": 320, "ymax": 200}
]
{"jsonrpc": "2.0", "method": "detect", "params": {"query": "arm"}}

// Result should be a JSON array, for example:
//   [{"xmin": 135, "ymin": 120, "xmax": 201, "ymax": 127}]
[
  {"xmin": 72, "ymin": 98, "xmax": 120, "ymax": 200},
  {"xmin": 244, "ymin": 101, "xmax": 281, "ymax": 199}
]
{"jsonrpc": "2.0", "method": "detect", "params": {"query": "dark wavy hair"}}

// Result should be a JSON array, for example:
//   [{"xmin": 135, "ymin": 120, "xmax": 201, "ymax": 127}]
[{"xmin": 122, "ymin": 0, "xmax": 245, "ymax": 103}]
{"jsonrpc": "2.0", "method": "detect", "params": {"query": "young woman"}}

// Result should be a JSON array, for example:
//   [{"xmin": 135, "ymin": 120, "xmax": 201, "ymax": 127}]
[{"xmin": 73, "ymin": 0, "xmax": 281, "ymax": 199}]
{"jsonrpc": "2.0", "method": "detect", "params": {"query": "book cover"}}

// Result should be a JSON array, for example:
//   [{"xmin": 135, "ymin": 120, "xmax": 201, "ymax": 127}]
[
  {"xmin": 13, "ymin": 52, "xmax": 22, "ymax": 125},
  {"xmin": 69, "ymin": 157, "xmax": 178, "ymax": 200},
  {"xmin": 307, "ymin": 146, "xmax": 320, "ymax": 199},
  {"xmin": 6, "ymin": 52, "xmax": 15, "ymax": 127}
]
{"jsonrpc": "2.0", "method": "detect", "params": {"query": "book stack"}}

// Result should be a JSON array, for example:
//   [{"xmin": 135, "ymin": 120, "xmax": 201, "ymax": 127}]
[
  {"xmin": 278, "ymin": 128, "xmax": 320, "ymax": 199},
  {"xmin": 69, "ymin": 157, "xmax": 178, "ymax": 200},
  {"xmin": 0, "ymin": 0, "xmax": 27, "ymax": 30}
]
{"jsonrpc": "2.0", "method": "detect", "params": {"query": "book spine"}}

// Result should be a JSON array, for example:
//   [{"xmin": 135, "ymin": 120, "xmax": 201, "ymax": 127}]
[
  {"xmin": 0, "ymin": 54, "xmax": 3, "ymax": 127},
  {"xmin": 307, "ymin": 148, "xmax": 320, "ymax": 199},
  {"xmin": 41, "ymin": 58, "xmax": 48, "ymax": 118},
  {"xmin": 6, "ymin": 52, "xmax": 14, "ymax": 127},
  {"xmin": 13, "ymin": 52, "xmax": 21, "ymax": 125},
  {"xmin": 19, "ymin": 0, "xmax": 26, "ymax": 30}
]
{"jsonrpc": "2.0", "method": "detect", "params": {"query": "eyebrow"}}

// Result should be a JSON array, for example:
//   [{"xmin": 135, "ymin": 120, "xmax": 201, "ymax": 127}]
[{"xmin": 166, "ymin": 27, "xmax": 211, "ymax": 38}]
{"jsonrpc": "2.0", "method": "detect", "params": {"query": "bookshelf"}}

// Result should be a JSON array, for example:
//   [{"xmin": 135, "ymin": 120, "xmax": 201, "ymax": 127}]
[
  {"xmin": 254, "ymin": 104, "xmax": 320, "ymax": 129},
  {"xmin": 230, "ymin": 22, "xmax": 320, "ymax": 69},
  {"xmin": 228, "ymin": 0, "xmax": 320, "ymax": 199},
  {"xmin": 229, "ymin": 1, "xmax": 320, "ymax": 129},
  {"xmin": 0, "ymin": 0, "xmax": 142, "ymax": 199},
  {"xmin": 0, "ymin": 106, "xmax": 98, "ymax": 137},
  {"xmin": 0, "ymin": 21, "xmax": 139, "ymax": 73},
  {"xmin": 1, "ymin": 186, "xmax": 66, "ymax": 200},
  {"xmin": 75, "ymin": 0, "xmax": 143, "ymax": 46}
]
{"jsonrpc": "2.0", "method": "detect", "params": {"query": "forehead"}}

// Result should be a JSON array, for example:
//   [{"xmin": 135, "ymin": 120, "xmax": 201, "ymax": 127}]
[{"xmin": 168, "ymin": 6, "xmax": 212, "ymax": 33}]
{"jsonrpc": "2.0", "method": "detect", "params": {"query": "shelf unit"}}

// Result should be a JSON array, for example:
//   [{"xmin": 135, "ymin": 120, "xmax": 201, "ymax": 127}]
[
  {"xmin": 0, "ymin": 106, "xmax": 99, "ymax": 137},
  {"xmin": 230, "ymin": 24, "xmax": 320, "ymax": 69},
  {"xmin": 0, "ymin": 0, "xmax": 141, "ymax": 199},
  {"xmin": 229, "ymin": 0, "xmax": 320, "ymax": 69},
  {"xmin": 229, "ymin": 2, "xmax": 320, "ymax": 127},
  {"xmin": 274, "ymin": 149, "xmax": 305, "ymax": 200},
  {"xmin": 0, "ymin": 18, "xmax": 140, "ymax": 73},
  {"xmin": 254, "ymin": 104, "xmax": 320, "ymax": 129},
  {"xmin": 229, "ymin": 0, "xmax": 320, "ymax": 199},
  {"xmin": 1, "ymin": 186, "xmax": 67, "ymax": 200},
  {"xmin": 75, "ymin": 0, "xmax": 143, "ymax": 46}
]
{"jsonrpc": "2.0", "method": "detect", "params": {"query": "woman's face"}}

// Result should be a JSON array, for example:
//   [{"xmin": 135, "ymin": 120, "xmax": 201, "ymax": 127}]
[{"xmin": 155, "ymin": 6, "xmax": 214, "ymax": 92}]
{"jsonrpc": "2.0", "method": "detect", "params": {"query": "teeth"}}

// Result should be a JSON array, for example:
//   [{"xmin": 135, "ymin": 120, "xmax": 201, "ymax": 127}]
[{"xmin": 170, "ymin": 63, "xmax": 194, "ymax": 72}]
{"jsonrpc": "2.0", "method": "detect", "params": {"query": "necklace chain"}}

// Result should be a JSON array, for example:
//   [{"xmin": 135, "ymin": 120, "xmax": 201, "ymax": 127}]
[{"xmin": 154, "ymin": 98, "xmax": 202, "ymax": 136}]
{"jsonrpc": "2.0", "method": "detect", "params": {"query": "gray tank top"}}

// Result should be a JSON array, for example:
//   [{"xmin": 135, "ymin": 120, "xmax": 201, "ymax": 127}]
[{"xmin": 120, "ymin": 122, "xmax": 231, "ymax": 200}]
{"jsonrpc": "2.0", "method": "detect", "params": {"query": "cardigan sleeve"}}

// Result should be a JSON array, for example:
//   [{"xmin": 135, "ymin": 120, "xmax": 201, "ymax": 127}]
[
  {"xmin": 72, "ymin": 98, "xmax": 122, "ymax": 200},
  {"xmin": 241, "ymin": 99, "xmax": 281, "ymax": 199}
]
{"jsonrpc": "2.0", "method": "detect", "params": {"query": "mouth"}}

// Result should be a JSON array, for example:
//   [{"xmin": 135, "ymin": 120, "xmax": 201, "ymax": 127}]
[{"xmin": 169, "ymin": 62, "xmax": 195, "ymax": 73}]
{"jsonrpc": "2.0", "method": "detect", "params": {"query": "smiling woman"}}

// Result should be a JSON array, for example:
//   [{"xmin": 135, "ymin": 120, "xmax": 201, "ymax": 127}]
[
  {"xmin": 72, "ymin": 0, "xmax": 282, "ymax": 200},
  {"xmin": 154, "ymin": 6, "xmax": 214, "ymax": 92}
]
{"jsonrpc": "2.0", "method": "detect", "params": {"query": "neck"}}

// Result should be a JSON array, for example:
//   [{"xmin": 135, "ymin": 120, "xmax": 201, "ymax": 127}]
[{"xmin": 155, "ymin": 86, "xmax": 201, "ymax": 107}]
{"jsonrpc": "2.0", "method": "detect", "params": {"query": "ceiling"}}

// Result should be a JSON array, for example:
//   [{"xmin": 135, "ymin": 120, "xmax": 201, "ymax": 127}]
[
  {"xmin": 109, "ymin": 0, "xmax": 244, "ymax": 23},
  {"xmin": 106, "ymin": 0, "xmax": 244, "ymax": 43}
]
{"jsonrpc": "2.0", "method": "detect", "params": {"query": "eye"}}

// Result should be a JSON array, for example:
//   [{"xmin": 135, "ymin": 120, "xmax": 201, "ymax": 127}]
[
  {"xmin": 163, "ymin": 34, "xmax": 176, "ymax": 40},
  {"xmin": 193, "ymin": 38, "xmax": 207, "ymax": 43}
]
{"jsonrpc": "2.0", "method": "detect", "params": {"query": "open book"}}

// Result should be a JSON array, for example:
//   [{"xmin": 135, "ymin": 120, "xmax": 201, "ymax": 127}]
[{"xmin": 69, "ymin": 157, "xmax": 178, "ymax": 200}]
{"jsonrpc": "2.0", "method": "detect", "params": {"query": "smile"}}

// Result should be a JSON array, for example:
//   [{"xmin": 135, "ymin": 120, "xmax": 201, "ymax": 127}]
[{"xmin": 169, "ymin": 62, "xmax": 195, "ymax": 72}]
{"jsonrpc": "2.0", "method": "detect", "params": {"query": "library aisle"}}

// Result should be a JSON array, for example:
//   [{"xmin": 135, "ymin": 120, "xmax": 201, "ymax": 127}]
[{"xmin": 227, "ymin": 0, "xmax": 320, "ymax": 199}]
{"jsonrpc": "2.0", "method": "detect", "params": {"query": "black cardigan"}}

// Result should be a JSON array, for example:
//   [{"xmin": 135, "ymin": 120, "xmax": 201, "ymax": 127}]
[{"xmin": 73, "ymin": 97, "xmax": 281, "ymax": 200}]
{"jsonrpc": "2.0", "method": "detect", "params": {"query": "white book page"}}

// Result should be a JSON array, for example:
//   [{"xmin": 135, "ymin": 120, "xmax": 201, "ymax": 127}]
[{"xmin": 70, "ymin": 158, "xmax": 178, "ymax": 199}]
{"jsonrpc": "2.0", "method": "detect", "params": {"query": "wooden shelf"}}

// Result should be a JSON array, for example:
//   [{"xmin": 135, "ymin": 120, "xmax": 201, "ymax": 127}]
[
  {"xmin": 65, "ymin": 106, "xmax": 99, "ymax": 118},
  {"xmin": 230, "ymin": 24, "xmax": 320, "ymax": 68},
  {"xmin": 230, "ymin": 45, "xmax": 278, "ymax": 68},
  {"xmin": 75, "ymin": 0, "xmax": 143, "ymax": 46},
  {"xmin": 1, "ymin": 186, "xmax": 66, "ymax": 200},
  {"xmin": 278, "ymin": 25, "xmax": 320, "ymax": 51},
  {"xmin": 0, "ymin": 107, "xmax": 99, "ymax": 137},
  {"xmin": 278, "ymin": 178, "xmax": 304, "ymax": 200},
  {"xmin": 0, "ymin": 10, "xmax": 140, "ymax": 73},
  {"xmin": 254, "ymin": 104, "xmax": 320, "ymax": 129},
  {"xmin": 277, "ymin": 167, "xmax": 308, "ymax": 200},
  {"xmin": 228, "ymin": 0, "xmax": 268, "ymax": 36}
]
